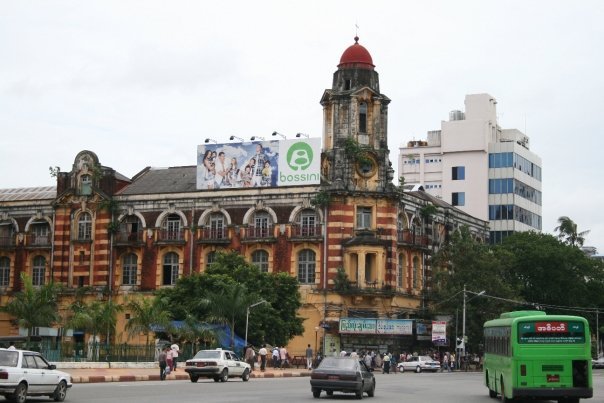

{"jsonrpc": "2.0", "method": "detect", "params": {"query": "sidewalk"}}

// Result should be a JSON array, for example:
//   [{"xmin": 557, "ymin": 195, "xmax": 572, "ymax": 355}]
[{"xmin": 57, "ymin": 363, "xmax": 311, "ymax": 384}]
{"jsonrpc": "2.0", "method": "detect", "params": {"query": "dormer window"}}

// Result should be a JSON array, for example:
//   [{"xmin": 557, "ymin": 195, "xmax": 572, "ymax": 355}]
[{"xmin": 80, "ymin": 174, "xmax": 92, "ymax": 195}]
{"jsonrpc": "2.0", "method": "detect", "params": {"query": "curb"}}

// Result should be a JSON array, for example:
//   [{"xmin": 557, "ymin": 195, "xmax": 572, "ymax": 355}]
[{"xmin": 70, "ymin": 371, "xmax": 311, "ymax": 383}]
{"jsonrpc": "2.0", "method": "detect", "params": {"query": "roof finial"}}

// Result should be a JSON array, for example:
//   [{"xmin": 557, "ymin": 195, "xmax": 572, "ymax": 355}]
[{"xmin": 355, "ymin": 22, "xmax": 360, "ymax": 43}]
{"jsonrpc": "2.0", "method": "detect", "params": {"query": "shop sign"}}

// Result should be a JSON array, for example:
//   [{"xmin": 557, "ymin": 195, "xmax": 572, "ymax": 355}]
[{"xmin": 339, "ymin": 318, "xmax": 414, "ymax": 335}]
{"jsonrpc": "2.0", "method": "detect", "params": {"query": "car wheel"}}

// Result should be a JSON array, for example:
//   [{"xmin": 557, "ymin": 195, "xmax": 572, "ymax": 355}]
[
  {"xmin": 219, "ymin": 368, "xmax": 228, "ymax": 382},
  {"xmin": 12, "ymin": 383, "xmax": 27, "ymax": 403},
  {"xmin": 190, "ymin": 375, "xmax": 199, "ymax": 383},
  {"xmin": 53, "ymin": 381, "xmax": 68, "ymax": 402},
  {"xmin": 312, "ymin": 388, "xmax": 321, "ymax": 398},
  {"xmin": 241, "ymin": 368, "xmax": 250, "ymax": 382},
  {"xmin": 326, "ymin": 390, "xmax": 333, "ymax": 396},
  {"xmin": 213, "ymin": 376, "xmax": 220, "ymax": 382},
  {"xmin": 415, "ymin": 366, "xmax": 421, "ymax": 373},
  {"xmin": 367, "ymin": 379, "xmax": 375, "ymax": 397},
  {"xmin": 355, "ymin": 383, "xmax": 364, "ymax": 399}
]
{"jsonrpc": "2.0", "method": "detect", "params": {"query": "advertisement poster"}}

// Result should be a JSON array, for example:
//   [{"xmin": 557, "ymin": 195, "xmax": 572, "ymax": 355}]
[
  {"xmin": 432, "ymin": 321, "xmax": 447, "ymax": 344},
  {"xmin": 196, "ymin": 138, "xmax": 320, "ymax": 190}
]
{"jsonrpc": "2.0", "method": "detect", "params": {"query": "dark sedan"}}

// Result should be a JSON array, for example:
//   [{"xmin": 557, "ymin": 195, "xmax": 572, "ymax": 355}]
[{"xmin": 310, "ymin": 356, "xmax": 375, "ymax": 399}]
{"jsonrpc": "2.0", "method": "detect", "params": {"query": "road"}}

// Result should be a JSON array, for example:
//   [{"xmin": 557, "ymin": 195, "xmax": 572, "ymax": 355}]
[{"xmin": 60, "ymin": 370, "xmax": 604, "ymax": 403}]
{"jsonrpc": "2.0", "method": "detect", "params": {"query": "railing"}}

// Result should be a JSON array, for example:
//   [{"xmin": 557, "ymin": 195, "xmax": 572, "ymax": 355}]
[
  {"xmin": 26, "ymin": 234, "xmax": 51, "ymax": 247},
  {"xmin": 157, "ymin": 229, "xmax": 185, "ymax": 242},
  {"xmin": 245, "ymin": 225, "xmax": 274, "ymax": 240},
  {"xmin": 290, "ymin": 224, "xmax": 322, "ymax": 238},
  {"xmin": 0, "ymin": 235, "xmax": 16, "ymax": 247},
  {"xmin": 114, "ymin": 230, "xmax": 144, "ymax": 244},
  {"xmin": 199, "ymin": 227, "xmax": 228, "ymax": 241},
  {"xmin": 397, "ymin": 229, "xmax": 429, "ymax": 247}
]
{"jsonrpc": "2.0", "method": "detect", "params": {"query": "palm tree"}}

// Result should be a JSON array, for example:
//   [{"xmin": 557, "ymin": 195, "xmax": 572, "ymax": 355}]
[
  {"xmin": 67, "ymin": 298, "xmax": 123, "ymax": 348},
  {"xmin": 204, "ymin": 283, "xmax": 252, "ymax": 350},
  {"xmin": 124, "ymin": 296, "xmax": 172, "ymax": 347},
  {"xmin": 1, "ymin": 273, "xmax": 61, "ymax": 347},
  {"xmin": 554, "ymin": 216, "xmax": 590, "ymax": 247}
]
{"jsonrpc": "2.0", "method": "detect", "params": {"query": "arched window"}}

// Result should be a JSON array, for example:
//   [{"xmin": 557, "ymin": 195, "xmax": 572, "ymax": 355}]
[
  {"xmin": 297, "ymin": 249, "xmax": 316, "ymax": 284},
  {"xmin": 398, "ymin": 254, "xmax": 404, "ymax": 288},
  {"xmin": 0, "ymin": 256, "xmax": 9, "ymax": 287},
  {"xmin": 80, "ymin": 174, "xmax": 92, "ymax": 195},
  {"xmin": 359, "ymin": 102, "xmax": 367, "ymax": 133},
  {"xmin": 252, "ymin": 250, "xmax": 269, "ymax": 273},
  {"xmin": 119, "ymin": 215, "xmax": 142, "ymax": 242},
  {"xmin": 251, "ymin": 211, "xmax": 272, "ymax": 238},
  {"xmin": 208, "ymin": 213, "xmax": 226, "ymax": 239},
  {"xmin": 162, "ymin": 252, "xmax": 179, "ymax": 285},
  {"xmin": 122, "ymin": 254, "xmax": 137, "ymax": 286},
  {"xmin": 77, "ymin": 212, "xmax": 92, "ymax": 240},
  {"xmin": 298, "ymin": 209, "xmax": 318, "ymax": 237},
  {"xmin": 32, "ymin": 255, "xmax": 46, "ymax": 286},
  {"xmin": 162, "ymin": 214, "xmax": 182, "ymax": 240},
  {"xmin": 30, "ymin": 221, "xmax": 50, "ymax": 246},
  {"xmin": 412, "ymin": 256, "xmax": 420, "ymax": 289},
  {"xmin": 0, "ymin": 222, "xmax": 15, "ymax": 246}
]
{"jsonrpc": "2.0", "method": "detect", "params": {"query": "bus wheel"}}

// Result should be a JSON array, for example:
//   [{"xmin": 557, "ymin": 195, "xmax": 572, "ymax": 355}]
[{"xmin": 500, "ymin": 379, "xmax": 512, "ymax": 402}]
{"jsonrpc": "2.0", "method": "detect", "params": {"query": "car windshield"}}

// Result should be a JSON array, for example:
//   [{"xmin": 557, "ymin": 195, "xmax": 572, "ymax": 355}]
[
  {"xmin": 0, "ymin": 350, "xmax": 18, "ymax": 367},
  {"xmin": 419, "ymin": 356, "xmax": 433, "ymax": 361},
  {"xmin": 193, "ymin": 350, "xmax": 222, "ymax": 359},
  {"xmin": 318, "ymin": 357, "xmax": 358, "ymax": 370}
]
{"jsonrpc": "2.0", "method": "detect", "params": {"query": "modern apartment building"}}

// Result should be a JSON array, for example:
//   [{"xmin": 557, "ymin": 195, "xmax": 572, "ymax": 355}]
[{"xmin": 399, "ymin": 94, "xmax": 542, "ymax": 243}]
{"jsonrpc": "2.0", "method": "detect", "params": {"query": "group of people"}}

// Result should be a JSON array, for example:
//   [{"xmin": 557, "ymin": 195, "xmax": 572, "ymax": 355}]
[
  {"xmin": 199, "ymin": 144, "xmax": 273, "ymax": 189},
  {"xmin": 242, "ymin": 344, "xmax": 292, "ymax": 371},
  {"xmin": 157, "ymin": 343, "xmax": 180, "ymax": 380}
]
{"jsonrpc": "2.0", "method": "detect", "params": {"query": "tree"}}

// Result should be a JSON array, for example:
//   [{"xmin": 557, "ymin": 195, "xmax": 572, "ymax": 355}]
[
  {"xmin": 554, "ymin": 216, "xmax": 590, "ymax": 247},
  {"xmin": 204, "ymin": 283, "xmax": 253, "ymax": 350},
  {"xmin": 1, "ymin": 273, "xmax": 61, "ymax": 346},
  {"xmin": 124, "ymin": 296, "xmax": 172, "ymax": 346},
  {"xmin": 67, "ymin": 298, "xmax": 123, "ymax": 345}
]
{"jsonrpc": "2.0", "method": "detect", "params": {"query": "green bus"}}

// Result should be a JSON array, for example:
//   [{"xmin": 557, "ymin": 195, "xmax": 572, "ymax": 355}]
[{"xmin": 483, "ymin": 311, "xmax": 592, "ymax": 403}]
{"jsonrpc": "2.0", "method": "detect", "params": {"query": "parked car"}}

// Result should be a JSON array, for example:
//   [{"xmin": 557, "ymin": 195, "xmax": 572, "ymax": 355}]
[
  {"xmin": 310, "ymin": 356, "xmax": 375, "ymax": 399},
  {"xmin": 592, "ymin": 357, "xmax": 604, "ymax": 369},
  {"xmin": 184, "ymin": 348, "xmax": 251, "ymax": 382},
  {"xmin": 396, "ymin": 355, "xmax": 440, "ymax": 373},
  {"xmin": 0, "ymin": 348, "xmax": 72, "ymax": 403}
]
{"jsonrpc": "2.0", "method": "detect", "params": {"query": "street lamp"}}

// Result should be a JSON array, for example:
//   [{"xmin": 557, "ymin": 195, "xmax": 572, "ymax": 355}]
[
  {"xmin": 461, "ymin": 285, "xmax": 485, "ymax": 361},
  {"xmin": 272, "ymin": 131, "xmax": 286, "ymax": 139},
  {"xmin": 244, "ymin": 299, "xmax": 268, "ymax": 347},
  {"xmin": 296, "ymin": 132, "xmax": 309, "ymax": 138},
  {"xmin": 250, "ymin": 136, "xmax": 265, "ymax": 141},
  {"xmin": 204, "ymin": 138, "xmax": 217, "ymax": 144},
  {"xmin": 229, "ymin": 135, "xmax": 244, "ymax": 141}
]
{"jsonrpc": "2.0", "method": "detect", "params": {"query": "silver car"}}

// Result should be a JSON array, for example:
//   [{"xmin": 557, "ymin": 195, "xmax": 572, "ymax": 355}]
[
  {"xmin": 0, "ymin": 348, "xmax": 72, "ymax": 403},
  {"xmin": 396, "ymin": 355, "xmax": 440, "ymax": 373}
]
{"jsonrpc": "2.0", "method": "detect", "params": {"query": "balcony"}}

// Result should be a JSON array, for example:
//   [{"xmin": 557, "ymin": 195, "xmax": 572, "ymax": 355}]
[
  {"xmin": 114, "ymin": 230, "xmax": 144, "ymax": 245},
  {"xmin": 25, "ymin": 234, "xmax": 51, "ymax": 248},
  {"xmin": 290, "ymin": 224, "xmax": 322, "ymax": 241},
  {"xmin": 0, "ymin": 235, "xmax": 16, "ymax": 249},
  {"xmin": 397, "ymin": 229, "xmax": 430, "ymax": 248},
  {"xmin": 156, "ymin": 229, "xmax": 185, "ymax": 244},
  {"xmin": 242, "ymin": 225, "xmax": 275, "ymax": 243},
  {"xmin": 197, "ymin": 227, "xmax": 230, "ymax": 245}
]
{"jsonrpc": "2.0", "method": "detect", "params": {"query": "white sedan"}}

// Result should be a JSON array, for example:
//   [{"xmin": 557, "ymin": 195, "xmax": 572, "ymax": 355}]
[
  {"xmin": 0, "ymin": 348, "xmax": 72, "ymax": 403},
  {"xmin": 396, "ymin": 355, "xmax": 440, "ymax": 373}
]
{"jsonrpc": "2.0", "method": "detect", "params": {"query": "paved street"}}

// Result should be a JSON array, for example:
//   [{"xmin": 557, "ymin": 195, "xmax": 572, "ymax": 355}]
[{"xmin": 64, "ymin": 370, "xmax": 604, "ymax": 403}]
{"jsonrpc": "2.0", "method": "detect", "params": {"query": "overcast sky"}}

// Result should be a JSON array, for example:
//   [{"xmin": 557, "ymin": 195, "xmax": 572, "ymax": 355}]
[{"xmin": 1, "ymin": 1, "xmax": 603, "ymax": 251}]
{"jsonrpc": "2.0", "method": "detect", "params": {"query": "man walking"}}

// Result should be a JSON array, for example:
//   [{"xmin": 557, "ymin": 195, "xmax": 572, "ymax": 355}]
[
  {"xmin": 158, "ymin": 347, "xmax": 168, "ymax": 380},
  {"xmin": 305, "ymin": 344, "xmax": 313, "ymax": 370},
  {"xmin": 259, "ymin": 344, "xmax": 268, "ymax": 371}
]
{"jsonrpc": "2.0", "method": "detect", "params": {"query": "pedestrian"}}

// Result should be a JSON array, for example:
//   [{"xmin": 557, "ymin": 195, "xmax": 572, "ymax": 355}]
[
  {"xmin": 279, "ymin": 346, "xmax": 288, "ymax": 369},
  {"xmin": 166, "ymin": 346, "xmax": 173, "ymax": 373},
  {"xmin": 305, "ymin": 344, "xmax": 313, "ymax": 370},
  {"xmin": 7, "ymin": 342, "xmax": 16, "ymax": 350},
  {"xmin": 383, "ymin": 352, "xmax": 391, "ymax": 374},
  {"xmin": 259, "ymin": 344, "xmax": 268, "ymax": 371},
  {"xmin": 170, "ymin": 343, "xmax": 180, "ymax": 371},
  {"xmin": 272, "ymin": 346, "xmax": 280, "ymax": 368},
  {"xmin": 158, "ymin": 347, "xmax": 168, "ymax": 380},
  {"xmin": 442, "ymin": 352, "xmax": 450, "ymax": 372},
  {"xmin": 245, "ymin": 344, "xmax": 256, "ymax": 371},
  {"xmin": 350, "ymin": 349, "xmax": 358, "ymax": 358}
]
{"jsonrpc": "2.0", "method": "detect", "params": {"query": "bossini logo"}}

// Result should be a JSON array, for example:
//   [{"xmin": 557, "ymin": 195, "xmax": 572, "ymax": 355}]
[{"xmin": 280, "ymin": 141, "xmax": 319, "ymax": 183}]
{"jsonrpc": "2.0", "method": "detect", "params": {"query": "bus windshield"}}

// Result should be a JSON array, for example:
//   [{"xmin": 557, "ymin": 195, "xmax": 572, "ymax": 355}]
[{"xmin": 517, "ymin": 320, "xmax": 585, "ymax": 344}]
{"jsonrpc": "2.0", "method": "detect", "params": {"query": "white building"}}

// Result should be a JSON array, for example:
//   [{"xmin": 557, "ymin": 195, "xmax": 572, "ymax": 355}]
[{"xmin": 399, "ymin": 94, "xmax": 542, "ymax": 243}]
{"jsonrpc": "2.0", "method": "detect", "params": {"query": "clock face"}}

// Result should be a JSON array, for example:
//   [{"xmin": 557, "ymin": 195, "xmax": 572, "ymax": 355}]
[{"xmin": 356, "ymin": 156, "xmax": 377, "ymax": 178}]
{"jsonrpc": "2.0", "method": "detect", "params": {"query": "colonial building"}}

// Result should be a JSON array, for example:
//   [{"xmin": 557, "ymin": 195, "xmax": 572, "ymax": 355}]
[{"xmin": 0, "ymin": 37, "xmax": 488, "ymax": 355}]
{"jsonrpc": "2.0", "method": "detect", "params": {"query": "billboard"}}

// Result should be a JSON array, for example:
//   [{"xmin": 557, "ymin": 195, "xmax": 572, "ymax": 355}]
[
  {"xmin": 339, "ymin": 318, "xmax": 413, "ymax": 335},
  {"xmin": 196, "ymin": 138, "xmax": 321, "ymax": 190}
]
